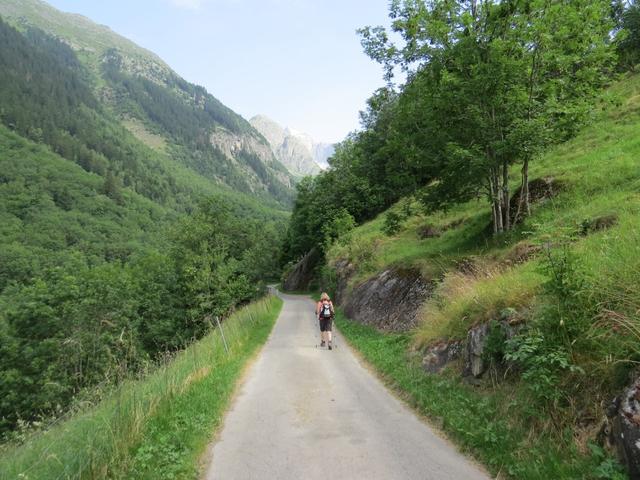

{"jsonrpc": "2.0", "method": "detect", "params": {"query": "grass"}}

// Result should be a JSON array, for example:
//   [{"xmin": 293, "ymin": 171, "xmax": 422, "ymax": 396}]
[
  {"xmin": 336, "ymin": 311, "xmax": 627, "ymax": 479},
  {"xmin": 327, "ymin": 72, "xmax": 640, "ymax": 347},
  {"xmin": 0, "ymin": 295, "xmax": 282, "ymax": 480},
  {"xmin": 323, "ymin": 73, "xmax": 640, "ymax": 478},
  {"xmin": 414, "ymin": 261, "xmax": 544, "ymax": 347}
]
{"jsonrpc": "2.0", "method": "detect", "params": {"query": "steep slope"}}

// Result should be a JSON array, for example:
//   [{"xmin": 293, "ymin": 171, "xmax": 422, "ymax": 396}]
[
  {"xmin": 318, "ymin": 74, "xmax": 640, "ymax": 478},
  {"xmin": 250, "ymin": 115, "xmax": 328, "ymax": 177},
  {"xmin": 0, "ymin": 0, "xmax": 294, "ymax": 206},
  {"xmin": 0, "ymin": 13, "xmax": 290, "ymax": 437}
]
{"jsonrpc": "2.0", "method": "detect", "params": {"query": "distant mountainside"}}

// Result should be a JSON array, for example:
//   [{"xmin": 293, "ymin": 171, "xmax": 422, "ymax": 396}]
[
  {"xmin": 0, "ymin": 0, "xmax": 294, "ymax": 206},
  {"xmin": 0, "ymin": 6, "xmax": 291, "ymax": 435},
  {"xmin": 250, "ymin": 115, "xmax": 334, "ymax": 176}
]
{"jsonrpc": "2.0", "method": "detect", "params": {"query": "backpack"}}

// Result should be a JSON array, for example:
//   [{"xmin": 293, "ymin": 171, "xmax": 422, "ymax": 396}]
[{"xmin": 319, "ymin": 301, "xmax": 332, "ymax": 319}]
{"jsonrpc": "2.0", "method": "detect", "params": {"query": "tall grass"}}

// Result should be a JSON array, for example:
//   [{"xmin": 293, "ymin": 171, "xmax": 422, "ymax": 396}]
[
  {"xmin": 336, "ymin": 312, "xmax": 626, "ymax": 479},
  {"xmin": 0, "ymin": 295, "xmax": 282, "ymax": 480},
  {"xmin": 414, "ymin": 262, "xmax": 544, "ymax": 347}
]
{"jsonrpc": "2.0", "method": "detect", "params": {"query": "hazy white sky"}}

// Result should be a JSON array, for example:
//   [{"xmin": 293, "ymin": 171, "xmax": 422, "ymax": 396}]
[{"xmin": 46, "ymin": 0, "xmax": 394, "ymax": 143}]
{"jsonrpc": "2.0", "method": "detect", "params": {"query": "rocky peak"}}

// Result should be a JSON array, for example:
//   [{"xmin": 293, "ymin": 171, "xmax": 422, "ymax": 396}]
[{"xmin": 250, "ymin": 115, "xmax": 332, "ymax": 177}]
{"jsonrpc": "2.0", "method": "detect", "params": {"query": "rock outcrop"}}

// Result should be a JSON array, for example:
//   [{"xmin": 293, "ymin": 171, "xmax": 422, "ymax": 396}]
[
  {"xmin": 209, "ymin": 128, "xmax": 293, "ymax": 190},
  {"xmin": 342, "ymin": 268, "xmax": 433, "ymax": 332},
  {"xmin": 422, "ymin": 341, "xmax": 464, "ymax": 373},
  {"xmin": 604, "ymin": 379, "xmax": 640, "ymax": 478},
  {"xmin": 421, "ymin": 313, "xmax": 523, "ymax": 378},
  {"xmin": 282, "ymin": 248, "xmax": 321, "ymax": 292}
]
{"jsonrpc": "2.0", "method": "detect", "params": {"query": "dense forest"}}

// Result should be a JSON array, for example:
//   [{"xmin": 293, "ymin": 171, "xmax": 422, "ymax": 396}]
[
  {"xmin": 0, "ymin": 16, "xmax": 286, "ymax": 437},
  {"xmin": 282, "ymin": 0, "xmax": 640, "ymax": 265}
]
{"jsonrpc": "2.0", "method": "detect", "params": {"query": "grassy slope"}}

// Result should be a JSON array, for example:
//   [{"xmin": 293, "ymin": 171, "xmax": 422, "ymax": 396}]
[
  {"xmin": 0, "ymin": 296, "xmax": 283, "ymax": 480},
  {"xmin": 335, "ymin": 312, "xmax": 624, "ymax": 479},
  {"xmin": 330, "ymin": 72, "xmax": 640, "ymax": 344},
  {"xmin": 327, "ymin": 73, "xmax": 640, "ymax": 479}
]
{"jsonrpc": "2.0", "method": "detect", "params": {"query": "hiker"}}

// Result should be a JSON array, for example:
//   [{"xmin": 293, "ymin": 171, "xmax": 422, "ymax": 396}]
[{"xmin": 316, "ymin": 292, "xmax": 335, "ymax": 350}]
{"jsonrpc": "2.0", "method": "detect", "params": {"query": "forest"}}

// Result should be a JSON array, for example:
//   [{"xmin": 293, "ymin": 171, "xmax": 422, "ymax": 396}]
[{"xmin": 0, "ymin": 16, "xmax": 286, "ymax": 437}]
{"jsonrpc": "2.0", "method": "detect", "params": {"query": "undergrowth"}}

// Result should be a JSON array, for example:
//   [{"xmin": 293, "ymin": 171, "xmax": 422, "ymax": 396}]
[
  {"xmin": 0, "ymin": 296, "xmax": 282, "ymax": 480},
  {"xmin": 336, "ymin": 311, "xmax": 627, "ymax": 479}
]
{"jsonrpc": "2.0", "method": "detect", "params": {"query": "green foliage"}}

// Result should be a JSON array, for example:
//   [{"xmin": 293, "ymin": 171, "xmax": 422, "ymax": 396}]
[
  {"xmin": 322, "ymin": 208, "xmax": 356, "ymax": 249},
  {"xmin": 382, "ymin": 210, "xmax": 403, "ymax": 236},
  {"xmin": 361, "ymin": 0, "xmax": 614, "ymax": 233},
  {"xmin": 0, "ymin": 296, "xmax": 282, "ymax": 480},
  {"xmin": 505, "ymin": 330, "xmax": 581, "ymax": 409},
  {"xmin": 616, "ymin": 0, "xmax": 640, "ymax": 70},
  {"xmin": 0, "ymin": 125, "xmax": 287, "ymax": 436},
  {"xmin": 482, "ymin": 320, "xmax": 507, "ymax": 368},
  {"xmin": 336, "ymin": 311, "xmax": 623, "ymax": 479}
]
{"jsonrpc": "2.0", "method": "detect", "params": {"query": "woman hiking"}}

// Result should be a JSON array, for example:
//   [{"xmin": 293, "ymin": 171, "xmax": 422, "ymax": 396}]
[{"xmin": 316, "ymin": 292, "xmax": 335, "ymax": 350}]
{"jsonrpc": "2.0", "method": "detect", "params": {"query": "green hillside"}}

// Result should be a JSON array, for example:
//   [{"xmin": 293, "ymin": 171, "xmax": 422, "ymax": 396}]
[
  {"xmin": 314, "ymin": 72, "xmax": 640, "ymax": 480},
  {"xmin": 0, "ymin": 0, "xmax": 294, "ymax": 206},
  {"xmin": 329, "ymin": 70, "xmax": 639, "ymax": 341},
  {"xmin": 0, "ymin": 10, "xmax": 289, "ymax": 439}
]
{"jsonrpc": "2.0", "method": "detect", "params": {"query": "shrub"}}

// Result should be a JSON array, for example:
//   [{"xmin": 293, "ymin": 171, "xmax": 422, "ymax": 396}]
[{"xmin": 383, "ymin": 210, "xmax": 402, "ymax": 236}]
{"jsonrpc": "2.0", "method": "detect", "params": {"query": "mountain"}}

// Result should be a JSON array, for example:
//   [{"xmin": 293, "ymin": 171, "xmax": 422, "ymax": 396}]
[
  {"xmin": 312, "ymin": 142, "xmax": 335, "ymax": 170},
  {"xmin": 0, "ymin": 0, "xmax": 294, "ymax": 207},
  {"xmin": 0, "ymin": 6, "xmax": 292, "ymax": 436},
  {"xmin": 250, "ymin": 115, "xmax": 334, "ymax": 177}
]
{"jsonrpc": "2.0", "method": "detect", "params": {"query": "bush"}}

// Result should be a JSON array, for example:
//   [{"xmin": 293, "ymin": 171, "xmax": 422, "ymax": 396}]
[{"xmin": 383, "ymin": 210, "xmax": 402, "ymax": 236}]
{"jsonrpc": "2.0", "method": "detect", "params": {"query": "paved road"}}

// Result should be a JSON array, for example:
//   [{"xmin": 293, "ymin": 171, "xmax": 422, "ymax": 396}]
[{"xmin": 204, "ymin": 293, "xmax": 490, "ymax": 480}]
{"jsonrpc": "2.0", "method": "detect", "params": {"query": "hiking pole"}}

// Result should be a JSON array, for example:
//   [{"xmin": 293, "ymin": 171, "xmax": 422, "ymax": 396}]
[{"xmin": 332, "ymin": 319, "xmax": 337, "ymax": 350}]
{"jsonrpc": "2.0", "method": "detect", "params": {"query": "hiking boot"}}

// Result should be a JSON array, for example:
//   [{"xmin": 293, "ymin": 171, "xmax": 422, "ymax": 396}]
[
  {"xmin": 320, "ymin": 340, "xmax": 326, "ymax": 347},
  {"xmin": 328, "ymin": 343, "xmax": 333, "ymax": 350}
]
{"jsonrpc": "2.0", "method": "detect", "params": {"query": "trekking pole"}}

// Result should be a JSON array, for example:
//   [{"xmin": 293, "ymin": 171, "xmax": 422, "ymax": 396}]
[{"xmin": 332, "ymin": 318, "xmax": 337, "ymax": 349}]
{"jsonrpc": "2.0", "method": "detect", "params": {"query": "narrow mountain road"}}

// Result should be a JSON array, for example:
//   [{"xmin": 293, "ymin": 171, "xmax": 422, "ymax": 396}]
[{"xmin": 203, "ymin": 293, "xmax": 490, "ymax": 480}]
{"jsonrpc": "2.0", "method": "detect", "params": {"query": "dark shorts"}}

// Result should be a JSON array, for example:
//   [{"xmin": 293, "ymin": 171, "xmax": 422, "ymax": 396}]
[{"xmin": 319, "ymin": 317, "xmax": 333, "ymax": 332}]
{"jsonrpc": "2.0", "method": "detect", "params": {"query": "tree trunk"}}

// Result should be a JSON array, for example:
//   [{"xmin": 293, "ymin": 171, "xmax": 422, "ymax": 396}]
[
  {"xmin": 493, "ymin": 168, "xmax": 504, "ymax": 234},
  {"xmin": 502, "ymin": 159, "xmax": 511, "ymax": 231},
  {"xmin": 514, "ymin": 157, "xmax": 531, "ymax": 225},
  {"xmin": 489, "ymin": 175, "xmax": 499, "ymax": 235}
]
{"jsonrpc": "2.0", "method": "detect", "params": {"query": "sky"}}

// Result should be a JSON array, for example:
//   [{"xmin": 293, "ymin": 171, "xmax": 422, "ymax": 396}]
[{"xmin": 46, "ymin": 0, "xmax": 395, "ymax": 143}]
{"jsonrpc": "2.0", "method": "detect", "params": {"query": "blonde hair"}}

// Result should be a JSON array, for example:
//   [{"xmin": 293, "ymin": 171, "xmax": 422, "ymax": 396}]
[{"xmin": 320, "ymin": 292, "xmax": 330, "ymax": 301}]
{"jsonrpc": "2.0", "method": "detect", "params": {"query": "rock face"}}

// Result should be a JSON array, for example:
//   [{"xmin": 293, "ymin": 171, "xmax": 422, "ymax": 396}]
[
  {"xmin": 282, "ymin": 248, "xmax": 321, "ymax": 292},
  {"xmin": 250, "ymin": 115, "xmax": 331, "ymax": 177},
  {"xmin": 423, "ymin": 341, "xmax": 464, "ymax": 373},
  {"xmin": 342, "ymin": 268, "xmax": 433, "ymax": 332},
  {"xmin": 463, "ymin": 323, "xmax": 492, "ymax": 377},
  {"xmin": 606, "ymin": 379, "xmax": 640, "ymax": 478}
]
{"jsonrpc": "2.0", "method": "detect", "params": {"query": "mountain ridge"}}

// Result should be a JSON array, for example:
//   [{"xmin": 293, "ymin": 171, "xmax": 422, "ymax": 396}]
[
  {"xmin": 0, "ymin": 0, "xmax": 295, "ymax": 206},
  {"xmin": 250, "ymin": 114, "xmax": 335, "ymax": 177}
]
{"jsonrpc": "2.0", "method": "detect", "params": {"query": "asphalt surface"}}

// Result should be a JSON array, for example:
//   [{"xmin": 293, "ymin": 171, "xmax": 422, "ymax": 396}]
[{"xmin": 203, "ymin": 293, "xmax": 490, "ymax": 480}]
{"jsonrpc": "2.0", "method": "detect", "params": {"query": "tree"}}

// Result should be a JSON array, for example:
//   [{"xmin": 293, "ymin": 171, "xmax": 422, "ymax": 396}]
[
  {"xmin": 616, "ymin": 0, "xmax": 640, "ymax": 70},
  {"xmin": 360, "ymin": 0, "xmax": 614, "ymax": 233}
]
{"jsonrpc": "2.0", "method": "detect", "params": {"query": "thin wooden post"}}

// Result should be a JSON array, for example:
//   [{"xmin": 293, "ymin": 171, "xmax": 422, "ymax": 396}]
[{"xmin": 216, "ymin": 316, "xmax": 229, "ymax": 354}]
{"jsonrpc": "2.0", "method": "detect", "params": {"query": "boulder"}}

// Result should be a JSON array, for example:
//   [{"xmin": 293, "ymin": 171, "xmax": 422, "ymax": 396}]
[
  {"xmin": 418, "ymin": 224, "xmax": 442, "ymax": 239},
  {"xmin": 332, "ymin": 259, "xmax": 355, "ymax": 305},
  {"xmin": 463, "ymin": 323, "xmax": 491, "ymax": 377},
  {"xmin": 580, "ymin": 214, "xmax": 619, "ymax": 236},
  {"xmin": 462, "ymin": 316, "xmax": 524, "ymax": 378},
  {"xmin": 422, "ymin": 341, "xmax": 463, "ymax": 373},
  {"xmin": 342, "ymin": 267, "xmax": 433, "ymax": 332}
]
